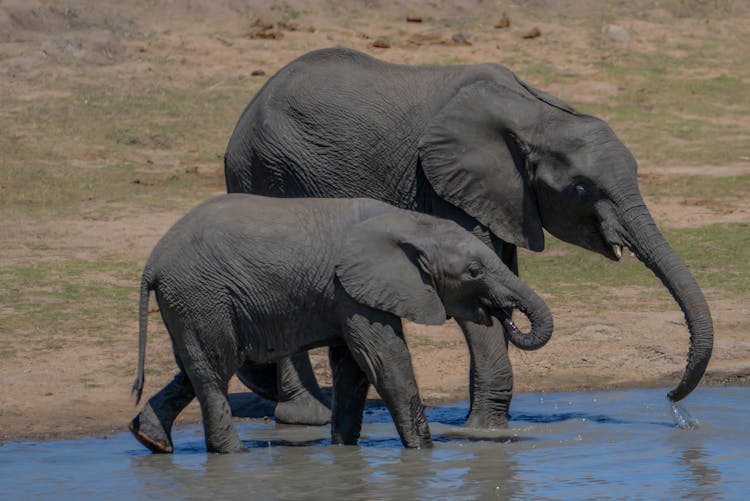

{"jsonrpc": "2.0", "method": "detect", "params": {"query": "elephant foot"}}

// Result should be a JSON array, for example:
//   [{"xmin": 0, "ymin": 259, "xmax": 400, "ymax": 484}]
[
  {"xmin": 274, "ymin": 393, "xmax": 331, "ymax": 426},
  {"xmin": 463, "ymin": 392, "xmax": 511, "ymax": 430},
  {"xmin": 129, "ymin": 411, "xmax": 173, "ymax": 454},
  {"xmin": 464, "ymin": 410, "xmax": 509, "ymax": 430}
]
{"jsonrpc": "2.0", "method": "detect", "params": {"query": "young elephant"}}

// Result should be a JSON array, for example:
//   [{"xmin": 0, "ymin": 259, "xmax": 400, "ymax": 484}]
[{"xmin": 129, "ymin": 194, "xmax": 553, "ymax": 453}]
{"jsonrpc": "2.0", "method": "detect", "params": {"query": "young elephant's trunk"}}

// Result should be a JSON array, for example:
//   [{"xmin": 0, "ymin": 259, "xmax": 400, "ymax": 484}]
[{"xmin": 490, "ymin": 271, "xmax": 554, "ymax": 351}]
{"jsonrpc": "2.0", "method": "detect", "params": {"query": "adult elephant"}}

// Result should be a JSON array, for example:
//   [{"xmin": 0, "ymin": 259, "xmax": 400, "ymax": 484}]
[{"xmin": 224, "ymin": 47, "xmax": 713, "ymax": 428}]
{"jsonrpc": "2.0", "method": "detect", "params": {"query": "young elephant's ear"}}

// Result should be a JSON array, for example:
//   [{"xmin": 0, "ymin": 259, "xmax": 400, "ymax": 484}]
[
  {"xmin": 336, "ymin": 212, "xmax": 447, "ymax": 325},
  {"xmin": 418, "ymin": 79, "xmax": 545, "ymax": 251}
]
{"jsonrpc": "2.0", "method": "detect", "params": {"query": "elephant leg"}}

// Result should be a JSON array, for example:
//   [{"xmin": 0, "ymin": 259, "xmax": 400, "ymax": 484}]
[
  {"xmin": 184, "ymin": 353, "xmax": 245, "ymax": 453},
  {"xmin": 328, "ymin": 345, "xmax": 369, "ymax": 445},
  {"xmin": 236, "ymin": 362, "xmax": 278, "ymax": 401},
  {"xmin": 458, "ymin": 318, "xmax": 513, "ymax": 429},
  {"xmin": 193, "ymin": 379, "xmax": 245, "ymax": 453},
  {"xmin": 340, "ymin": 301, "xmax": 432, "ymax": 449},
  {"xmin": 235, "ymin": 355, "xmax": 331, "ymax": 425},
  {"xmin": 428, "ymin": 193, "xmax": 517, "ymax": 428},
  {"xmin": 129, "ymin": 371, "xmax": 195, "ymax": 453},
  {"xmin": 273, "ymin": 353, "xmax": 332, "ymax": 426},
  {"xmin": 172, "ymin": 320, "xmax": 245, "ymax": 454}
]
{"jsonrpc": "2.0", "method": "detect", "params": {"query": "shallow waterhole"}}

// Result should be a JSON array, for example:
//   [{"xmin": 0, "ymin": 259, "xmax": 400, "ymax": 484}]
[{"xmin": 2, "ymin": 386, "xmax": 748, "ymax": 499}]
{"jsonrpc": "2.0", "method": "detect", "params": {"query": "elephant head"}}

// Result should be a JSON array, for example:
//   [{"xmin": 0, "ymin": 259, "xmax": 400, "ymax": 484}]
[
  {"xmin": 418, "ymin": 77, "xmax": 712, "ymax": 402},
  {"xmin": 335, "ymin": 212, "xmax": 553, "ymax": 350}
]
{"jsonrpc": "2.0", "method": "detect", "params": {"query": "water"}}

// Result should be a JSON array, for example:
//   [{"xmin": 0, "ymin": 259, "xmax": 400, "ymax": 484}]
[{"xmin": 2, "ymin": 386, "xmax": 748, "ymax": 499}]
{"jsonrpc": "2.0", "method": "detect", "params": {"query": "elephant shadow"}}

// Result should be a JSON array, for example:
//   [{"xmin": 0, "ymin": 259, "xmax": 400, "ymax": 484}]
[
  {"xmin": 228, "ymin": 388, "xmax": 388, "ymax": 421},
  {"xmin": 227, "ymin": 391, "xmax": 276, "ymax": 419}
]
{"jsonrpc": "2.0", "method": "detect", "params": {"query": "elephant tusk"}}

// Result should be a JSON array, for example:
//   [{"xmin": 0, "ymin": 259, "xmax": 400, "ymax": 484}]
[{"xmin": 612, "ymin": 244, "xmax": 623, "ymax": 260}]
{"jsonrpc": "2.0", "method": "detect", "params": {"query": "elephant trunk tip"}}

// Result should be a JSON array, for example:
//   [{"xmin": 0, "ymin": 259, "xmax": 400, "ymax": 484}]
[
  {"xmin": 667, "ymin": 346, "xmax": 712, "ymax": 403},
  {"xmin": 667, "ymin": 309, "xmax": 713, "ymax": 403}
]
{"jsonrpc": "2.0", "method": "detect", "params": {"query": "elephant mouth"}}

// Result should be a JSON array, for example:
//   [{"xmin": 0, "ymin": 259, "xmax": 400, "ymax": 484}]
[
  {"xmin": 477, "ymin": 300, "xmax": 514, "ymax": 328},
  {"xmin": 595, "ymin": 226, "xmax": 626, "ymax": 262},
  {"xmin": 596, "ymin": 203, "xmax": 628, "ymax": 262},
  {"xmin": 476, "ymin": 304, "xmax": 494, "ymax": 327},
  {"xmin": 494, "ymin": 308, "xmax": 521, "ymax": 333},
  {"xmin": 595, "ymin": 227, "xmax": 627, "ymax": 262}
]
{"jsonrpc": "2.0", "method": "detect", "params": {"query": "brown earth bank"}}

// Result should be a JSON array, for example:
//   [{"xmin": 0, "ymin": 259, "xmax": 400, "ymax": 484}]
[{"xmin": 1, "ymin": 0, "xmax": 749, "ymax": 443}]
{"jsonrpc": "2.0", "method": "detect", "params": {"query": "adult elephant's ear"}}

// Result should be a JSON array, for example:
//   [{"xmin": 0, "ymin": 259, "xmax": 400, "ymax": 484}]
[
  {"xmin": 336, "ymin": 212, "xmax": 447, "ymax": 325},
  {"xmin": 419, "ymin": 80, "xmax": 545, "ymax": 251}
]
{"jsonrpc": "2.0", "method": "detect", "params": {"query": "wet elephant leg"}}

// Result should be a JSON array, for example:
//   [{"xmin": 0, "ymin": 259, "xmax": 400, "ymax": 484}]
[
  {"xmin": 428, "ymin": 193, "xmax": 517, "ymax": 428},
  {"xmin": 458, "ymin": 318, "xmax": 513, "ymax": 429},
  {"xmin": 129, "ymin": 371, "xmax": 195, "ymax": 453},
  {"xmin": 273, "ymin": 353, "xmax": 332, "ymax": 426},
  {"xmin": 464, "ymin": 226, "xmax": 517, "ymax": 427},
  {"xmin": 236, "ymin": 354, "xmax": 332, "ymax": 425},
  {"xmin": 329, "ymin": 345, "xmax": 369, "ymax": 444},
  {"xmin": 339, "ymin": 297, "xmax": 432, "ymax": 449}
]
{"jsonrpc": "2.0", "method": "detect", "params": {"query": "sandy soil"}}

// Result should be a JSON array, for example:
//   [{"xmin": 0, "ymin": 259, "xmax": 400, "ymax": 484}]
[{"xmin": 1, "ymin": 0, "xmax": 749, "ymax": 442}]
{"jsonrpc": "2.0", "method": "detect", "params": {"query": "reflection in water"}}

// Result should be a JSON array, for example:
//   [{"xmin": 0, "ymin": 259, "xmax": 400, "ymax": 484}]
[
  {"xmin": 2, "ymin": 387, "xmax": 750, "ymax": 500},
  {"xmin": 680, "ymin": 446, "xmax": 723, "ymax": 498}
]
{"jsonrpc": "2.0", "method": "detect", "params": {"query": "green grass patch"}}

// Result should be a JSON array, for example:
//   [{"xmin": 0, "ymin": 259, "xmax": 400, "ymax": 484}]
[
  {"xmin": 663, "ymin": 223, "xmax": 750, "ymax": 295},
  {"xmin": 1, "ymin": 160, "xmax": 223, "ymax": 218},
  {"xmin": 640, "ymin": 174, "xmax": 750, "ymax": 202},
  {"xmin": 0, "ymin": 83, "xmax": 256, "ymax": 217},
  {"xmin": 519, "ymin": 223, "xmax": 749, "ymax": 311},
  {"xmin": 569, "ymin": 50, "xmax": 749, "ymax": 165},
  {"xmin": 0, "ymin": 257, "xmax": 143, "ymax": 352}
]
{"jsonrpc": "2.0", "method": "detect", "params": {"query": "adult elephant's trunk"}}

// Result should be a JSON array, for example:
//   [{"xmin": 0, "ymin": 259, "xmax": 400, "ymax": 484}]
[
  {"xmin": 490, "ymin": 272, "xmax": 554, "ymax": 351},
  {"xmin": 614, "ymin": 193, "xmax": 713, "ymax": 402}
]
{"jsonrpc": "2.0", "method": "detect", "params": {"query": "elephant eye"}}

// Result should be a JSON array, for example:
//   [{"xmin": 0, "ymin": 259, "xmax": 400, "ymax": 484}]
[
  {"xmin": 573, "ymin": 183, "xmax": 590, "ymax": 201},
  {"xmin": 467, "ymin": 263, "xmax": 483, "ymax": 279}
]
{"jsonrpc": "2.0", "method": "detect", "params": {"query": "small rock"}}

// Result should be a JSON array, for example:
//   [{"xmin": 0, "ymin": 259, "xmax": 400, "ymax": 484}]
[
  {"xmin": 250, "ymin": 16, "xmax": 274, "ymax": 30},
  {"xmin": 451, "ymin": 33, "xmax": 471, "ymax": 45},
  {"xmin": 521, "ymin": 27, "xmax": 541, "ymax": 39},
  {"xmin": 494, "ymin": 14, "xmax": 510, "ymax": 29},
  {"xmin": 408, "ymin": 31, "xmax": 470, "ymax": 46},
  {"xmin": 371, "ymin": 37, "xmax": 391, "ymax": 48},
  {"xmin": 603, "ymin": 24, "xmax": 630, "ymax": 44},
  {"xmin": 408, "ymin": 31, "xmax": 444, "ymax": 45},
  {"xmin": 406, "ymin": 11, "xmax": 423, "ymax": 23},
  {"xmin": 248, "ymin": 16, "xmax": 283, "ymax": 39},
  {"xmin": 251, "ymin": 69, "xmax": 266, "ymax": 76},
  {"xmin": 306, "ymin": 25, "xmax": 316, "ymax": 33},
  {"xmin": 278, "ymin": 20, "xmax": 299, "ymax": 31}
]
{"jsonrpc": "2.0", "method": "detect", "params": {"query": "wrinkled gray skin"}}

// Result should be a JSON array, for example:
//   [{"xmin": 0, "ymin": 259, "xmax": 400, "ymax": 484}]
[
  {"xmin": 224, "ymin": 47, "xmax": 713, "ymax": 428},
  {"xmin": 129, "ymin": 195, "xmax": 554, "ymax": 453}
]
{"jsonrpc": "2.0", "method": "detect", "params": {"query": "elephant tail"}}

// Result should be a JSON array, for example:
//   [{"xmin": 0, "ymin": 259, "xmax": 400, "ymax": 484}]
[{"xmin": 132, "ymin": 270, "xmax": 154, "ymax": 405}]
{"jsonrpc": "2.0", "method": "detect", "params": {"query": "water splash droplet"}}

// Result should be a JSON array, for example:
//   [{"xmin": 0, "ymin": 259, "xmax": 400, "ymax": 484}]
[{"xmin": 669, "ymin": 399, "xmax": 700, "ymax": 429}]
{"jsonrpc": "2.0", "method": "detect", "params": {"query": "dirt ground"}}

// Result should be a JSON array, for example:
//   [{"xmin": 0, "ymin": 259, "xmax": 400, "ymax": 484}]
[{"xmin": 1, "ymin": 0, "xmax": 749, "ymax": 442}]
